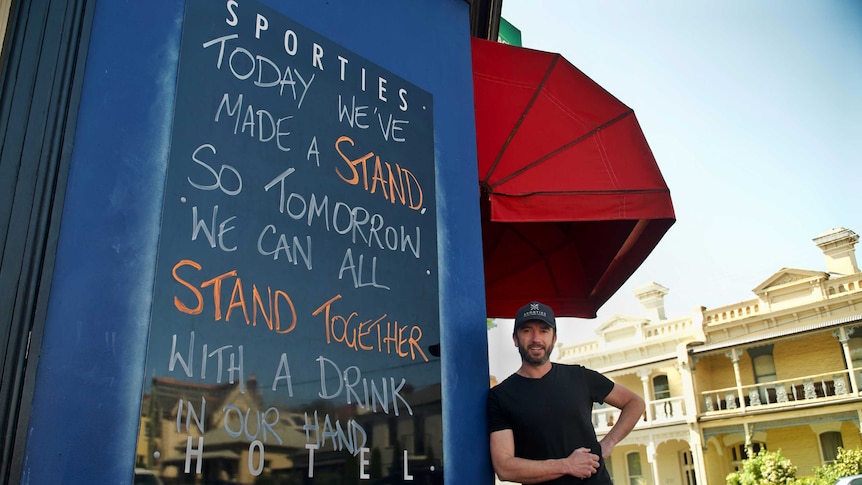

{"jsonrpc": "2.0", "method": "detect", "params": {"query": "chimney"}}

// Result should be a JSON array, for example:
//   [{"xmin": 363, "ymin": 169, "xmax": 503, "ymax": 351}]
[
  {"xmin": 813, "ymin": 228, "xmax": 859, "ymax": 275},
  {"xmin": 634, "ymin": 282, "xmax": 669, "ymax": 321}
]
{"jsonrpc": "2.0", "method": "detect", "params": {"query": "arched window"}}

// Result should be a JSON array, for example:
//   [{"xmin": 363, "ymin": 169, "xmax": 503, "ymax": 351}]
[
  {"xmin": 653, "ymin": 375, "xmax": 670, "ymax": 400},
  {"xmin": 626, "ymin": 452, "xmax": 645, "ymax": 485}
]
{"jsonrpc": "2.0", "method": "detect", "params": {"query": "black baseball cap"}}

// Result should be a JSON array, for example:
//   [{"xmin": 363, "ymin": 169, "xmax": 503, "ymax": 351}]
[{"xmin": 514, "ymin": 301, "xmax": 556, "ymax": 331}]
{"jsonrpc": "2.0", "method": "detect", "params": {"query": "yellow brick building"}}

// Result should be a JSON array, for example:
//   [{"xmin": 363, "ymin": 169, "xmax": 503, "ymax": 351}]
[{"xmin": 555, "ymin": 227, "xmax": 862, "ymax": 484}]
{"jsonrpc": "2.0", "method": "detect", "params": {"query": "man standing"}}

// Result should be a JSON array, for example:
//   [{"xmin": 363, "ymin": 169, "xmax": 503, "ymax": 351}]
[{"xmin": 487, "ymin": 301, "xmax": 645, "ymax": 484}]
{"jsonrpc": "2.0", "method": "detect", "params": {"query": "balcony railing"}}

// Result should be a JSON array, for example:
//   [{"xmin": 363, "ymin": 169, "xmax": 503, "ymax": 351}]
[
  {"xmin": 593, "ymin": 395, "xmax": 687, "ymax": 434},
  {"xmin": 650, "ymin": 396, "xmax": 686, "ymax": 421},
  {"xmin": 700, "ymin": 369, "xmax": 860, "ymax": 414},
  {"xmin": 592, "ymin": 369, "xmax": 861, "ymax": 434}
]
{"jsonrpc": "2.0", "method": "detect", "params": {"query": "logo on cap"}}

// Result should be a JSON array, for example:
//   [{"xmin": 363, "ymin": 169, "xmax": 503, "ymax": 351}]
[{"xmin": 514, "ymin": 301, "xmax": 556, "ymax": 331}]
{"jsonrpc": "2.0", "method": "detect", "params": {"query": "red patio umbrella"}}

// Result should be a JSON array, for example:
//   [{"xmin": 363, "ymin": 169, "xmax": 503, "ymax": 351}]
[{"xmin": 472, "ymin": 37, "xmax": 675, "ymax": 319}]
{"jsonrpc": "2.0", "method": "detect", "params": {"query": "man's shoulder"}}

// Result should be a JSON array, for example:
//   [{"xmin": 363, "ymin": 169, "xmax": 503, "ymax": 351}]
[
  {"xmin": 490, "ymin": 364, "xmax": 598, "ymax": 390},
  {"xmin": 552, "ymin": 362, "xmax": 584, "ymax": 369},
  {"xmin": 552, "ymin": 362, "xmax": 588, "ymax": 374},
  {"xmin": 489, "ymin": 371, "xmax": 535, "ymax": 398},
  {"xmin": 551, "ymin": 363, "xmax": 611, "ymax": 386},
  {"xmin": 490, "ymin": 373, "xmax": 521, "ymax": 392}
]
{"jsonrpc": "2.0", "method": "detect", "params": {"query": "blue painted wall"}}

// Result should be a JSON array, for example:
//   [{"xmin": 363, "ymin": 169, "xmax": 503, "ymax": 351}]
[{"xmin": 20, "ymin": 1, "xmax": 490, "ymax": 483}]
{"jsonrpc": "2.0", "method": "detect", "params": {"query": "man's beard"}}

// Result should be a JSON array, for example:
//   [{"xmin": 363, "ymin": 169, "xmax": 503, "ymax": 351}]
[{"xmin": 518, "ymin": 340, "xmax": 552, "ymax": 366}]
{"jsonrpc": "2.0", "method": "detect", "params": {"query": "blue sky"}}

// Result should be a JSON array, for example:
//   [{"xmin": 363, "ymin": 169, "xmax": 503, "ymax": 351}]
[{"xmin": 488, "ymin": 1, "xmax": 862, "ymax": 378}]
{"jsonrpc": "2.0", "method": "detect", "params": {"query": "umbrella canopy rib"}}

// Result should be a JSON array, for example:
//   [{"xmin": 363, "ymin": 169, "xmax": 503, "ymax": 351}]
[
  {"xmin": 588, "ymin": 219, "xmax": 649, "ymax": 299},
  {"xmin": 488, "ymin": 108, "xmax": 634, "ymax": 190},
  {"xmin": 482, "ymin": 54, "xmax": 561, "ymax": 185}
]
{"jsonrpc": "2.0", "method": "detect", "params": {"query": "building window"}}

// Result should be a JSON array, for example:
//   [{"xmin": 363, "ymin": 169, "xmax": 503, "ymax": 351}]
[
  {"xmin": 627, "ymin": 452, "xmax": 645, "ymax": 485},
  {"xmin": 820, "ymin": 431, "xmax": 844, "ymax": 463},
  {"xmin": 849, "ymin": 336, "xmax": 862, "ymax": 391},
  {"xmin": 680, "ymin": 450, "xmax": 697, "ymax": 485},
  {"xmin": 653, "ymin": 375, "xmax": 670, "ymax": 400},
  {"xmin": 731, "ymin": 442, "xmax": 766, "ymax": 471},
  {"xmin": 749, "ymin": 346, "xmax": 777, "ymax": 383},
  {"xmin": 748, "ymin": 346, "xmax": 777, "ymax": 403},
  {"xmin": 653, "ymin": 374, "xmax": 675, "ymax": 417},
  {"xmin": 753, "ymin": 354, "xmax": 777, "ymax": 381}
]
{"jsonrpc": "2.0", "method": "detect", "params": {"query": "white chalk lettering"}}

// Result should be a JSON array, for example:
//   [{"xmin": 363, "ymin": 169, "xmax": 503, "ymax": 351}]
[
  {"xmin": 249, "ymin": 440, "xmax": 265, "ymax": 476},
  {"xmin": 185, "ymin": 436, "xmax": 204, "ymax": 474},
  {"xmin": 264, "ymin": 189, "xmax": 421, "ymax": 258},
  {"xmin": 191, "ymin": 205, "xmax": 237, "ymax": 252},
  {"xmin": 271, "ymin": 352, "xmax": 294, "ymax": 395},
  {"xmin": 404, "ymin": 449, "xmax": 414, "ymax": 480},
  {"xmin": 215, "ymin": 92, "xmax": 293, "ymax": 151},
  {"xmin": 168, "ymin": 332, "xmax": 245, "ymax": 392},
  {"xmin": 176, "ymin": 397, "xmax": 206, "ymax": 434},
  {"xmin": 188, "ymin": 144, "xmax": 242, "ymax": 195},
  {"xmin": 360, "ymin": 447, "xmax": 371, "ymax": 479},
  {"xmin": 306, "ymin": 443, "xmax": 318, "ymax": 478},
  {"xmin": 316, "ymin": 356, "xmax": 413, "ymax": 416},
  {"xmin": 202, "ymin": 34, "xmax": 314, "ymax": 108},
  {"xmin": 339, "ymin": 248, "xmax": 389, "ymax": 289},
  {"xmin": 257, "ymin": 225, "xmax": 312, "ymax": 267},
  {"xmin": 303, "ymin": 410, "xmax": 367, "ymax": 455},
  {"xmin": 217, "ymin": 3, "xmax": 411, "ymax": 110},
  {"xmin": 223, "ymin": 404, "xmax": 283, "ymax": 444},
  {"xmin": 307, "ymin": 136, "xmax": 320, "ymax": 166},
  {"xmin": 337, "ymin": 95, "xmax": 370, "ymax": 129}
]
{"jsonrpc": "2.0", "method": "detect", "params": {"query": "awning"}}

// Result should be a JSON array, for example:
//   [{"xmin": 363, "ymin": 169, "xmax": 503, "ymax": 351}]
[{"xmin": 472, "ymin": 38, "xmax": 675, "ymax": 319}]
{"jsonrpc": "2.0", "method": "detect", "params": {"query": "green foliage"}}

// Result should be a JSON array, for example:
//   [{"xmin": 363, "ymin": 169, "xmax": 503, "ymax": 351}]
[
  {"xmin": 727, "ymin": 472, "xmax": 742, "ymax": 485},
  {"xmin": 725, "ymin": 449, "xmax": 797, "ymax": 485},
  {"xmin": 725, "ymin": 447, "xmax": 862, "ymax": 485},
  {"xmin": 814, "ymin": 448, "xmax": 862, "ymax": 483},
  {"xmin": 792, "ymin": 477, "xmax": 828, "ymax": 485}
]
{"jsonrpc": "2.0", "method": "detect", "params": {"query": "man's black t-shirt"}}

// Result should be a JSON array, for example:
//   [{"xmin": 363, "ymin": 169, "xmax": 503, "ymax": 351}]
[{"xmin": 487, "ymin": 363, "xmax": 615, "ymax": 484}]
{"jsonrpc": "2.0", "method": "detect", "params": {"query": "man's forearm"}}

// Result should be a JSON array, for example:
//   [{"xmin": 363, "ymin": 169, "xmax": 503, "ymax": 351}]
[
  {"xmin": 494, "ymin": 456, "xmax": 567, "ymax": 484},
  {"xmin": 493, "ymin": 446, "xmax": 601, "ymax": 483},
  {"xmin": 601, "ymin": 398, "xmax": 645, "ymax": 451}
]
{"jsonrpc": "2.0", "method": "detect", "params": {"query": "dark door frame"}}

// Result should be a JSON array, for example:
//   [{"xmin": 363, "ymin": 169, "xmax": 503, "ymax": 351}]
[{"xmin": 0, "ymin": 0, "xmax": 94, "ymax": 481}]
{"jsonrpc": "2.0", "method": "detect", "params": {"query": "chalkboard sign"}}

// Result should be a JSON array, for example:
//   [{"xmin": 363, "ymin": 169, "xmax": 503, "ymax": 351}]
[{"xmin": 134, "ymin": 1, "xmax": 440, "ymax": 483}]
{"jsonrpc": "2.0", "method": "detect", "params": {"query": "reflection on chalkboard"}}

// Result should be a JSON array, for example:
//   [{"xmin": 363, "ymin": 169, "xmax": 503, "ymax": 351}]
[
  {"xmin": 136, "ymin": 376, "xmax": 442, "ymax": 484},
  {"xmin": 134, "ymin": 0, "xmax": 441, "ymax": 483}
]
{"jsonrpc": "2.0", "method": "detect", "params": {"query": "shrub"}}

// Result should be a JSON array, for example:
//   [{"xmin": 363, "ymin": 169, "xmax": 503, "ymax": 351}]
[
  {"xmin": 725, "ymin": 449, "xmax": 797, "ymax": 485},
  {"xmin": 815, "ymin": 448, "xmax": 862, "ymax": 483},
  {"xmin": 792, "ymin": 477, "xmax": 828, "ymax": 485}
]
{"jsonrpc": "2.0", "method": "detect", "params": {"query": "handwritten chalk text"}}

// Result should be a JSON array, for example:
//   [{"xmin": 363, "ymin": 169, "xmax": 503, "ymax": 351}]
[
  {"xmin": 312, "ymin": 294, "xmax": 428, "ymax": 361},
  {"xmin": 172, "ymin": 259, "xmax": 298, "ymax": 334}
]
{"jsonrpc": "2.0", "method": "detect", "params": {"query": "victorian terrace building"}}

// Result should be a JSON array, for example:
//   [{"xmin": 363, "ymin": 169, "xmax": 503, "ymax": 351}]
[{"xmin": 556, "ymin": 227, "xmax": 862, "ymax": 485}]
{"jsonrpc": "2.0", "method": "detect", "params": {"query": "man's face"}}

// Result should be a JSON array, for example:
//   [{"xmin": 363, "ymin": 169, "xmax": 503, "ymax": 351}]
[{"xmin": 513, "ymin": 321, "xmax": 556, "ymax": 366}]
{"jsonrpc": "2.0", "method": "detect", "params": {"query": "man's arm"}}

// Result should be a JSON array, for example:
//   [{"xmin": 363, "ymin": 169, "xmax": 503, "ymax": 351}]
[
  {"xmin": 598, "ymin": 383, "xmax": 645, "ymax": 458},
  {"xmin": 490, "ymin": 429, "xmax": 600, "ymax": 483}
]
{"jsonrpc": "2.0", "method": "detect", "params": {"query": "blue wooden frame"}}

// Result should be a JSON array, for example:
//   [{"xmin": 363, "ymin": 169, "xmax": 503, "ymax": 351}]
[{"xmin": 20, "ymin": 1, "xmax": 491, "ymax": 483}]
